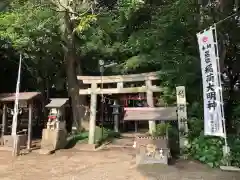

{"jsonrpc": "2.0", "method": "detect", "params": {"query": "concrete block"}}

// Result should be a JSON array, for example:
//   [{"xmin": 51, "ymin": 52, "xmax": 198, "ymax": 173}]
[
  {"xmin": 40, "ymin": 129, "xmax": 67, "ymax": 151},
  {"xmin": 2, "ymin": 135, "xmax": 27, "ymax": 148},
  {"xmin": 136, "ymin": 147, "xmax": 169, "ymax": 165}
]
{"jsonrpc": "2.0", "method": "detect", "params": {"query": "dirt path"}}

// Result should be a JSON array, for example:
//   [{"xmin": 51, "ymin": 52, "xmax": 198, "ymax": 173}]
[{"xmin": 0, "ymin": 147, "xmax": 239, "ymax": 180}]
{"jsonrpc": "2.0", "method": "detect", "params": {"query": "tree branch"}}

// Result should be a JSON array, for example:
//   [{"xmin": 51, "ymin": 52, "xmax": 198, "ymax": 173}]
[
  {"xmin": 50, "ymin": 0, "xmax": 92, "ymax": 19},
  {"xmin": 55, "ymin": 0, "xmax": 68, "ymax": 10},
  {"xmin": 49, "ymin": 6, "xmax": 79, "ymax": 16}
]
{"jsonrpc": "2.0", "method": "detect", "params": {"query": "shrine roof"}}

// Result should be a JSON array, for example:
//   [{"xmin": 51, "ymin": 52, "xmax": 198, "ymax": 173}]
[
  {"xmin": 46, "ymin": 98, "xmax": 69, "ymax": 108},
  {"xmin": 0, "ymin": 92, "xmax": 41, "ymax": 102}
]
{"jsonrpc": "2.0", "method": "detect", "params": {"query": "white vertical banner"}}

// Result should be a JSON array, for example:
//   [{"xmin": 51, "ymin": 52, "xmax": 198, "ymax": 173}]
[{"xmin": 197, "ymin": 26, "xmax": 225, "ymax": 137}]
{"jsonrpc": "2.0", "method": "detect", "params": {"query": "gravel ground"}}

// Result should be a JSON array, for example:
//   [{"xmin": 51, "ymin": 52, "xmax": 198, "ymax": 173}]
[{"xmin": 0, "ymin": 147, "xmax": 239, "ymax": 180}]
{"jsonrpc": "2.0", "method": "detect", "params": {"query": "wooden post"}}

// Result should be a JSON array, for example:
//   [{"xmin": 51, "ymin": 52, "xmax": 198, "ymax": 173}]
[
  {"xmin": 117, "ymin": 82, "xmax": 125, "ymax": 132},
  {"xmin": 114, "ymin": 115, "xmax": 119, "ymax": 133},
  {"xmin": 176, "ymin": 86, "xmax": 188, "ymax": 149},
  {"xmin": 117, "ymin": 82, "xmax": 123, "ymax": 89},
  {"xmin": 112, "ymin": 100, "xmax": 120, "ymax": 133},
  {"xmin": 12, "ymin": 135, "xmax": 20, "ymax": 156},
  {"xmin": 146, "ymin": 80, "xmax": 156, "ymax": 134},
  {"xmin": 1, "ymin": 104, "xmax": 6, "ymax": 137},
  {"xmin": 134, "ymin": 121, "xmax": 138, "ymax": 133},
  {"xmin": 88, "ymin": 83, "xmax": 97, "ymax": 144},
  {"xmin": 11, "ymin": 103, "xmax": 19, "ymax": 156},
  {"xmin": 27, "ymin": 102, "xmax": 33, "ymax": 150}
]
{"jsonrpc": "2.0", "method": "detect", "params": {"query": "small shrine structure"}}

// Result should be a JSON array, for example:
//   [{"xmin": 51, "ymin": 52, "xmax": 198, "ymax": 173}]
[
  {"xmin": 0, "ymin": 92, "xmax": 42, "ymax": 151},
  {"xmin": 39, "ymin": 98, "xmax": 69, "ymax": 154}
]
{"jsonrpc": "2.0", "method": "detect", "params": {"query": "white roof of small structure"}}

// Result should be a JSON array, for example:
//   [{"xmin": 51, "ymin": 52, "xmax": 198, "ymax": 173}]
[
  {"xmin": 123, "ymin": 107, "xmax": 177, "ymax": 121},
  {"xmin": 0, "ymin": 92, "xmax": 41, "ymax": 102},
  {"xmin": 45, "ymin": 98, "xmax": 69, "ymax": 108}
]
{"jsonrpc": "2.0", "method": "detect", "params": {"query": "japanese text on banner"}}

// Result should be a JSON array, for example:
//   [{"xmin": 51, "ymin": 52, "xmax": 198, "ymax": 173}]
[{"xmin": 197, "ymin": 26, "xmax": 224, "ymax": 137}]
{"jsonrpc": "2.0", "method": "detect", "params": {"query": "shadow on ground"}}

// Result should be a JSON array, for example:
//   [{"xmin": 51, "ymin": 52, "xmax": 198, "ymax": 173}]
[{"xmin": 137, "ymin": 160, "xmax": 240, "ymax": 180}]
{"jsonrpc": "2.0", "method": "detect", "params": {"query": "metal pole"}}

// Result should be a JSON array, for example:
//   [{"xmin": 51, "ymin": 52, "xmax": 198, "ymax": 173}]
[
  {"xmin": 98, "ymin": 60, "xmax": 118, "ymax": 141},
  {"xmin": 12, "ymin": 54, "xmax": 22, "ymax": 136},
  {"xmin": 215, "ymin": 11, "xmax": 239, "ymax": 26},
  {"xmin": 198, "ymin": 11, "xmax": 240, "ymax": 34},
  {"xmin": 100, "ymin": 70, "xmax": 104, "ymax": 140},
  {"xmin": 213, "ymin": 24, "xmax": 229, "ymax": 163},
  {"xmin": 99, "ymin": 60, "xmax": 105, "ymax": 141},
  {"xmin": 12, "ymin": 53, "xmax": 22, "ymax": 156}
]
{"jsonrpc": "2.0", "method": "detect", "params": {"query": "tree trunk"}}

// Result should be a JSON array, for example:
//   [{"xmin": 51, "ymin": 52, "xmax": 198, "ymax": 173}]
[
  {"xmin": 61, "ymin": 11, "xmax": 85, "ymax": 132},
  {"xmin": 65, "ymin": 53, "xmax": 82, "ymax": 131},
  {"xmin": 76, "ymin": 60, "xmax": 89, "ymax": 130}
]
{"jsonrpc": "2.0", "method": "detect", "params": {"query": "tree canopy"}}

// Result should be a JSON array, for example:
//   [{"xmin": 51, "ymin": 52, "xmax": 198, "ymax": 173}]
[{"xmin": 1, "ymin": 0, "xmax": 240, "ymax": 167}]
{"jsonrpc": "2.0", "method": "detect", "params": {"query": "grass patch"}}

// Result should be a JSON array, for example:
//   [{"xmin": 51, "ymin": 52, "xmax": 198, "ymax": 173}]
[
  {"xmin": 65, "ymin": 131, "xmax": 89, "ymax": 148},
  {"xmin": 95, "ymin": 126, "xmax": 121, "ymax": 145},
  {"xmin": 65, "ymin": 127, "xmax": 120, "ymax": 148}
]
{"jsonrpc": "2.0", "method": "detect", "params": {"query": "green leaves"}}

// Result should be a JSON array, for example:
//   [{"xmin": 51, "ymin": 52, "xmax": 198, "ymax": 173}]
[
  {"xmin": 188, "ymin": 135, "xmax": 224, "ymax": 167},
  {"xmin": 226, "ymin": 135, "xmax": 240, "ymax": 167},
  {"xmin": 186, "ymin": 118, "xmax": 240, "ymax": 168},
  {"xmin": 0, "ymin": 2, "xmax": 57, "ymax": 49},
  {"xmin": 75, "ymin": 14, "xmax": 97, "ymax": 33},
  {"xmin": 0, "ymin": 1, "xmax": 64, "ymax": 92},
  {"xmin": 153, "ymin": 123, "xmax": 172, "ymax": 137}
]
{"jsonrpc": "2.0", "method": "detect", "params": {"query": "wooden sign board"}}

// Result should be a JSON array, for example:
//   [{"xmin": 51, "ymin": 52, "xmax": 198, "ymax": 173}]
[
  {"xmin": 123, "ymin": 107, "xmax": 177, "ymax": 121},
  {"xmin": 176, "ymin": 86, "xmax": 188, "ymax": 133}
]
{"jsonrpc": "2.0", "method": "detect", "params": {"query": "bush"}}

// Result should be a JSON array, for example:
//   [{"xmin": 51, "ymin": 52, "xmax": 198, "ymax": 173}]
[
  {"xmin": 188, "ymin": 102, "xmax": 203, "ymax": 119},
  {"xmin": 152, "ymin": 123, "xmax": 172, "ymax": 137},
  {"xmin": 188, "ymin": 135, "xmax": 223, "ymax": 167},
  {"xmin": 227, "ymin": 135, "xmax": 240, "ymax": 167},
  {"xmin": 187, "ymin": 117, "xmax": 204, "ymax": 141},
  {"xmin": 186, "ymin": 118, "xmax": 240, "ymax": 168}
]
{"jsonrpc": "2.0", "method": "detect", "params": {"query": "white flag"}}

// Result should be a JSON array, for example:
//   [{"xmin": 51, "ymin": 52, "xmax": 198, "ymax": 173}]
[
  {"xmin": 197, "ymin": 26, "xmax": 225, "ymax": 137},
  {"xmin": 12, "ymin": 54, "xmax": 22, "ymax": 136}
]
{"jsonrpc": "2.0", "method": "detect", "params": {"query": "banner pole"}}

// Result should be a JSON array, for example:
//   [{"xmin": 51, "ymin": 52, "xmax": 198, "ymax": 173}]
[
  {"xmin": 12, "ymin": 53, "xmax": 22, "ymax": 156},
  {"xmin": 213, "ymin": 24, "xmax": 229, "ymax": 164}
]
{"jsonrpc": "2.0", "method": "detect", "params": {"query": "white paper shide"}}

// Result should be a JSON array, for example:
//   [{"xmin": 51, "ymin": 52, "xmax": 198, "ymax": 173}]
[{"xmin": 197, "ymin": 26, "xmax": 225, "ymax": 137}]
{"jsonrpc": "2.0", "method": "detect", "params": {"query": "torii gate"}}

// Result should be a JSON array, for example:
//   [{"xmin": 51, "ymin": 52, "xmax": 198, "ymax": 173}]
[{"xmin": 77, "ymin": 72, "xmax": 166, "ymax": 144}]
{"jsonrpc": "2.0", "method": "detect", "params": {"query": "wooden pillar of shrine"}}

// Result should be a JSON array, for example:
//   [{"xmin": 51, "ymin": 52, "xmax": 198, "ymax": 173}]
[
  {"xmin": 1, "ymin": 104, "xmax": 7, "ymax": 137},
  {"xmin": 27, "ymin": 102, "xmax": 33, "ymax": 150},
  {"xmin": 146, "ymin": 79, "xmax": 156, "ymax": 134}
]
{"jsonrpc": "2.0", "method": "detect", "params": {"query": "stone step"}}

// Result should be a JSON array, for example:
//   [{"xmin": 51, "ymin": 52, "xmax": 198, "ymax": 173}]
[{"xmin": 220, "ymin": 166, "xmax": 240, "ymax": 172}]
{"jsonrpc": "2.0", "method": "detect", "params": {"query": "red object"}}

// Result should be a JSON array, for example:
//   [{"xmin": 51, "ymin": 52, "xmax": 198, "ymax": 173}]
[
  {"xmin": 121, "ymin": 94, "xmax": 158, "ymax": 107},
  {"xmin": 48, "ymin": 115, "xmax": 57, "ymax": 120},
  {"xmin": 202, "ymin": 36, "xmax": 208, "ymax": 43}
]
